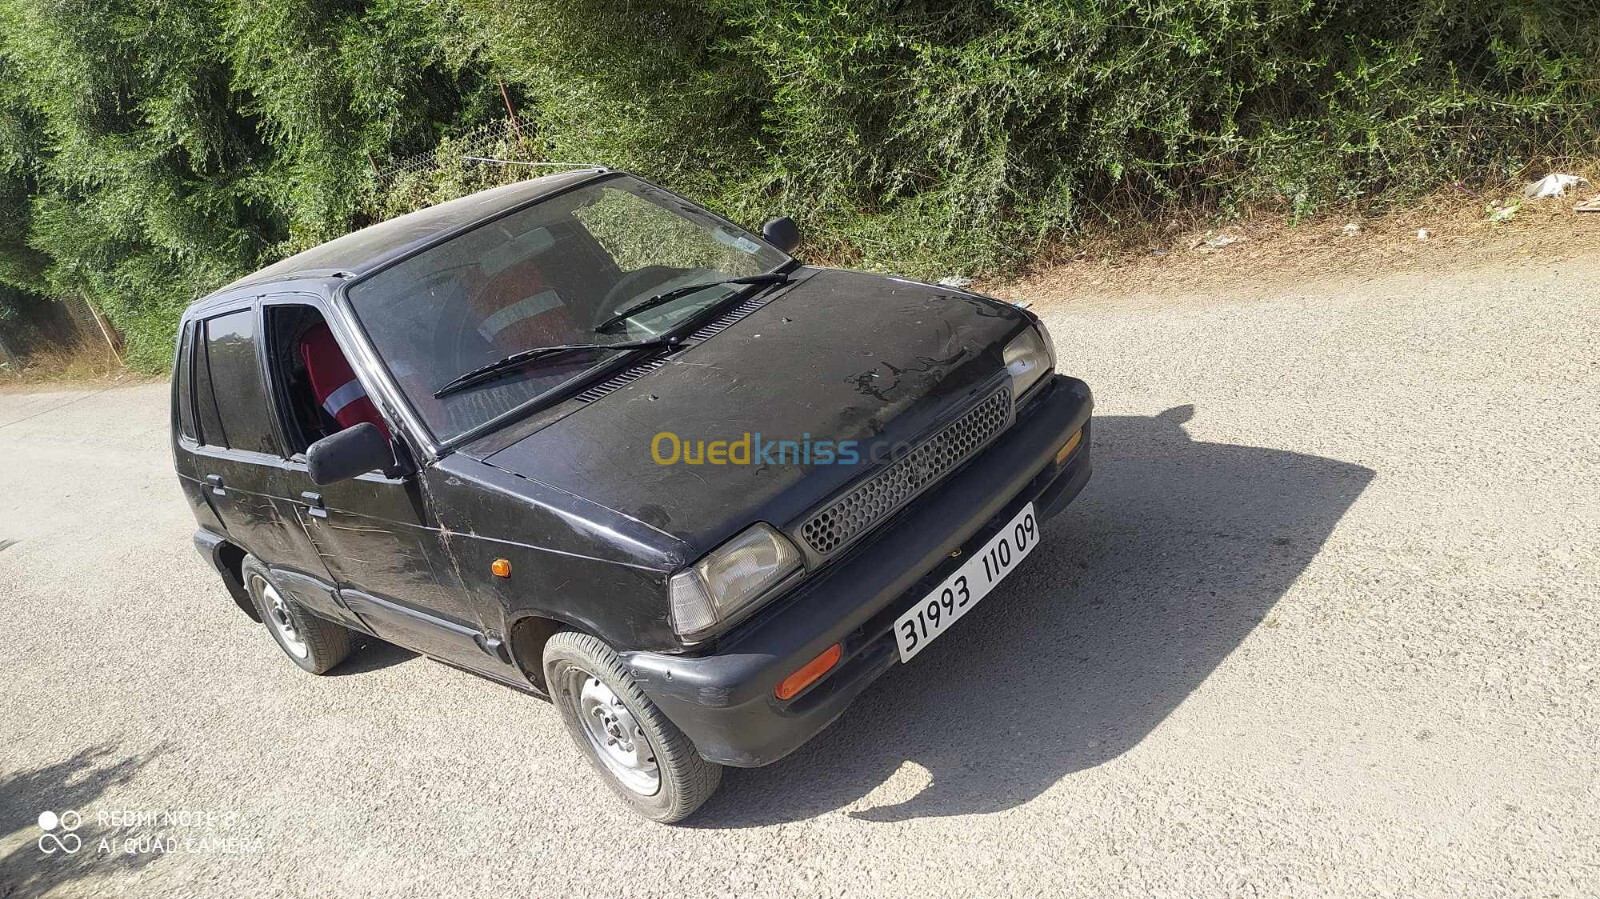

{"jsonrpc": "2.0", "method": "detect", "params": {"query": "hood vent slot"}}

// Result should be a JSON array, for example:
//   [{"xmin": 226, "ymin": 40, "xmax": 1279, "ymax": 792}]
[
  {"xmin": 688, "ymin": 296, "xmax": 767, "ymax": 341},
  {"xmin": 574, "ymin": 296, "xmax": 768, "ymax": 404},
  {"xmin": 574, "ymin": 357, "xmax": 669, "ymax": 404}
]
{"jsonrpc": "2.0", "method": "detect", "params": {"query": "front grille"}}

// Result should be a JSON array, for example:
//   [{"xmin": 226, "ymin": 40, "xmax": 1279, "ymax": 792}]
[{"xmin": 799, "ymin": 388, "xmax": 1012, "ymax": 556}]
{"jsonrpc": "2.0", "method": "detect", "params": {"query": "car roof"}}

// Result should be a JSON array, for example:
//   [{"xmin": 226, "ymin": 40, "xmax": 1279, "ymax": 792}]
[{"xmin": 196, "ymin": 167, "xmax": 610, "ymax": 305}]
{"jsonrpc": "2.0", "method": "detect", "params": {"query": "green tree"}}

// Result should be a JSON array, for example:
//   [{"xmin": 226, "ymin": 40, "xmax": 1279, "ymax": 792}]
[
  {"xmin": 0, "ymin": 0, "xmax": 491, "ymax": 368},
  {"xmin": 1, "ymin": 0, "xmax": 1596, "ymax": 371}
]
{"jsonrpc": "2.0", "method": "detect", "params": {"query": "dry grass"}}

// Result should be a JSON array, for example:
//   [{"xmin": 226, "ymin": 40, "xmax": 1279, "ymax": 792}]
[
  {"xmin": 983, "ymin": 168, "xmax": 1600, "ymax": 309},
  {"xmin": 4, "ymin": 169, "xmax": 1596, "ymax": 393},
  {"xmin": 0, "ymin": 340, "xmax": 146, "ymax": 392}
]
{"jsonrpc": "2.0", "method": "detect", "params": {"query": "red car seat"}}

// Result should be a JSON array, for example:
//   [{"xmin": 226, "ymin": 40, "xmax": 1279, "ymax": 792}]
[
  {"xmin": 470, "ymin": 257, "xmax": 575, "ymax": 350},
  {"xmin": 300, "ymin": 322, "xmax": 389, "ymax": 439}
]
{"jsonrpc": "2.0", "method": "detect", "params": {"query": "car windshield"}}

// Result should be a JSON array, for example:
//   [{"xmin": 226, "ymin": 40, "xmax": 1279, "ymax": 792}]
[{"xmin": 344, "ymin": 174, "xmax": 789, "ymax": 443}]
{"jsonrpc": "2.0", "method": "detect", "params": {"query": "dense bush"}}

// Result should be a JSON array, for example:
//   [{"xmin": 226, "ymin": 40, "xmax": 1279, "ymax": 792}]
[
  {"xmin": 0, "ymin": 0, "xmax": 492, "ymax": 369},
  {"xmin": 2, "ymin": 0, "xmax": 1596, "ymax": 370}
]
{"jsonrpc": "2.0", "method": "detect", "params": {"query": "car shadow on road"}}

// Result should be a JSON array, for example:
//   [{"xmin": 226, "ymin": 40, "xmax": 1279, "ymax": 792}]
[
  {"xmin": 0, "ymin": 742, "xmax": 170, "ymax": 895},
  {"xmin": 330, "ymin": 637, "xmax": 420, "ymax": 676},
  {"xmin": 693, "ymin": 405, "xmax": 1376, "ymax": 826}
]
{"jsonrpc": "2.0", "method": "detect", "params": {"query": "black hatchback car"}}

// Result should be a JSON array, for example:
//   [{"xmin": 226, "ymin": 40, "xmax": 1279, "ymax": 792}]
[{"xmin": 172, "ymin": 169, "xmax": 1092, "ymax": 821}]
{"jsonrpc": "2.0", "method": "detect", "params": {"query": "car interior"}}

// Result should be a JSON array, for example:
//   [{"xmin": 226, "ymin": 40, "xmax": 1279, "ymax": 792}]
[{"xmin": 265, "ymin": 305, "xmax": 388, "ymax": 457}]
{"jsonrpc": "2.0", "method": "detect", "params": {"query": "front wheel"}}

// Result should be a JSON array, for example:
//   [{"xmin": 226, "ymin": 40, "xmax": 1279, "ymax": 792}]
[{"xmin": 543, "ymin": 631, "xmax": 722, "ymax": 823}]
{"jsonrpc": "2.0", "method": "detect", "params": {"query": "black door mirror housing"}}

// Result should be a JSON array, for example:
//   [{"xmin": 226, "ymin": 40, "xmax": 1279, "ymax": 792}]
[
  {"xmin": 761, "ymin": 216, "xmax": 800, "ymax": 254},
  {"xmin": 307, "ymin": 423, "xmax": 395, "ymax": 486}
]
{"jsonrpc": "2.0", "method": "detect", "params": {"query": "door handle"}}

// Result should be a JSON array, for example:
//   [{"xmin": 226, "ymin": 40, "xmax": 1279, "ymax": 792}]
[
  {"xmin": 205, "ymin": 474, "xmax": 226, "ymax": 496},
  {"xmin": 301, "ymin": 491, "xmax": 328, "ymax": 518}
]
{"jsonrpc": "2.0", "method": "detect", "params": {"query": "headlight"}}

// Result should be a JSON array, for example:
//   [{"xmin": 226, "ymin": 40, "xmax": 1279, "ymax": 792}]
[
  {"xmin": 669, "ymin": 523, "xmax": 802, "ymax": 639},
  {"xmin": 1004, "ymin": 324, "xmax": 1055, "ymax": 398}
]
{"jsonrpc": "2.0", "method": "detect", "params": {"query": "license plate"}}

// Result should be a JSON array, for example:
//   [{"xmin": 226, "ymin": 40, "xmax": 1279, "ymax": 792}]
[{"xmin": 894, "ymin": 502, "xmax": 1040, "ymax": 662}]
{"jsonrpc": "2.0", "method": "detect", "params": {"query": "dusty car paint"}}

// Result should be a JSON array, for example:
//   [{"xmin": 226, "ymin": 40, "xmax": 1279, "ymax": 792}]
[
  {"xmin": 172, "ymin": 168, "xmax": 1093, "ymax": 772},
  {"xmin": 471, "ymin": 268, "xmax": 1032, "ymax": 552}
]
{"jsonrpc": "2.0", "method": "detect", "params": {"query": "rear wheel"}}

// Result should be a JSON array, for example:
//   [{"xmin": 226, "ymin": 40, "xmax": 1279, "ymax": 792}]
[
  {"xmin": 543, "ymin": 631, "xmax": 721, "ymax": 823},
  {"xmin": 242, "ymin": 557, "xmax": 351, "ymax": 675}
]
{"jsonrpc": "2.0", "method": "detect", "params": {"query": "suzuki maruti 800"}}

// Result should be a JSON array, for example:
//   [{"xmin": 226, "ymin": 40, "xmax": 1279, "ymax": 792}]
[{"xmin": 172, "ymin": 169, "xmax": 1092, "ymax": 821}]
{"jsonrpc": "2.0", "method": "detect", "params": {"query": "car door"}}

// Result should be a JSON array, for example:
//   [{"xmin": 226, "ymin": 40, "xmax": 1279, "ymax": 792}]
[
  {"xmin": 185, "ymin": 304, "xmax": 325, "ymax": 580},
  {"xmin": 259, "ymin": 295, "xmax": 509, "ymax": 676}
]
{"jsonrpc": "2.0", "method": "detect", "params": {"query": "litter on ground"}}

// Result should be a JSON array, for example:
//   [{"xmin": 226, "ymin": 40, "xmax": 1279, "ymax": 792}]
[{"xmin": 1524, "ymin": 174, "xmax": 1589, "ymax": 199}]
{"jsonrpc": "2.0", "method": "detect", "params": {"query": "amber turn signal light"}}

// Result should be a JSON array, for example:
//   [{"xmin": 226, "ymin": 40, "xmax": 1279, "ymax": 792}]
[
  {"xmin": 775, "ymin": 643, "xmax": 842, "ymax": 700},
  {"xmin": 491, "ymin": 558, "xmax": 512, "ymax": 578},
  {"xmin": 1054, "ymin": 428, "xmax": 1083, "ymax": 467}
]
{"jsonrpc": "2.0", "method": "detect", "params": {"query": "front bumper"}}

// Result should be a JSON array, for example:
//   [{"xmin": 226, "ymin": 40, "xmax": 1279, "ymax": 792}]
[{"xmin": 623, "ymin": 375, "xmax": 1093, "ymax": 767}]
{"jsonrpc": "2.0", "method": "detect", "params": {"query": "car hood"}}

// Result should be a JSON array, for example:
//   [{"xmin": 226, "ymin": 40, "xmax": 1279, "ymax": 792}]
[{"xmin": 477, "ymin": 267, "xmax": 1031, "ymax": 556}]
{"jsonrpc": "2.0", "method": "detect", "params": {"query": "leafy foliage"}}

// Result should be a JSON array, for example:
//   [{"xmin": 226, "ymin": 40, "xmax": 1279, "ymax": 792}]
[{"xmin": 1, "ymin": 0, "xmax": 1596, "ymax": 370}]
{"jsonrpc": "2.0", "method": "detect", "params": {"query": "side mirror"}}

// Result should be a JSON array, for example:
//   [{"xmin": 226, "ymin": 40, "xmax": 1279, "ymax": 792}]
[
  {"xmin": 761, "ymin": 216, "xmax": 800, "ymax": 254},
  {"xmin": 307, "ymin": 423, "xmax": 395, "ymax": 486}
]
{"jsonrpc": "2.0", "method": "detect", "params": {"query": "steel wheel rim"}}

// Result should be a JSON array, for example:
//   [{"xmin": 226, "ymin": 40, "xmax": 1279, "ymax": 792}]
[
  {"xmin": 566, "ymin": 670, "xmax": 660, "ymax": 796},
  {"xmin": 261, "ymin": 582, "xmax": 309, "ymax": 659}
]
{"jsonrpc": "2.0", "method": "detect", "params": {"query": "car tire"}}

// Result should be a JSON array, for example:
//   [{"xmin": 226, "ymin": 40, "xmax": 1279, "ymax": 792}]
[
  {"xmin": 242, "ymin": 557, "xmax": 351, "ymax": 675},
  {"xmin": 543, "ymin": 630, "xmax": 722, "ymax": 823}
]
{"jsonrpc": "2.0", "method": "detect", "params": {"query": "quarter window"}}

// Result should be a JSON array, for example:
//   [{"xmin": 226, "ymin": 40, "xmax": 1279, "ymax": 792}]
[
  {"xmin": 174, "ymin": 322, "xmax": 197, "ymax": 440},
  {"xmin": 192, "ymin": 324, "xmax": 226, "ymax": 446}
]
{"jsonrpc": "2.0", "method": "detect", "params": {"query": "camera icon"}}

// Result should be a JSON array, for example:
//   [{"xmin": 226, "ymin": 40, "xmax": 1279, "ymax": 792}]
[{"xmin": 37, "ymin": 810, "xmax": 83, "ymax": 855}]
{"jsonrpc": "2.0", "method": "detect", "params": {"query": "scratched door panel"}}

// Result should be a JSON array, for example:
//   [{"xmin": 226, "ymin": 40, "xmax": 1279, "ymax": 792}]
[{"xmin": 290, "ymin": 467, "xmax": 495, "ymax": 665}]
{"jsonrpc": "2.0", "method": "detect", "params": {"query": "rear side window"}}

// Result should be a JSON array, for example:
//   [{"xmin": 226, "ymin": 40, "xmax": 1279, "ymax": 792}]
[
  {"xmin": 174, "ymin": 322, "xmax": 196, "ymax": 440},
  {"xmin": 192, "ymin": 327, "xmax": 227, "ymax": 446},
  {"xmin": 194, "ymin": 308, "xmax": 278, "ymax": 455}
]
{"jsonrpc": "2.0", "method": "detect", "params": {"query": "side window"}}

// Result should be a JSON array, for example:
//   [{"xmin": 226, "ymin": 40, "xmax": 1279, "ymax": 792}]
[
  {"xmin": 197, "ymin": 308, "xmax": 278, "ymax": 455},
  {"xmin": 192, "ymin": 320, "xmax": 227, "ymax": 446},
  {"xmin": 174, "ymin": 322, "xmax": 196, "ymax": 440},
  {"xmin": 264, "ymin": 302, "xmax": 390, "ymax": 457}
]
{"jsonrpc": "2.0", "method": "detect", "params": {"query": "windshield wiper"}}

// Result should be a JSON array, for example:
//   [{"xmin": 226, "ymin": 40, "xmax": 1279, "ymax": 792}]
[
  {"xmin": 595, "ymin": 272, "xmax": 789, "ymax": 333},
  {"xmin": 434, "ymin": 336, "xmax": 679, "ymax": 399}
]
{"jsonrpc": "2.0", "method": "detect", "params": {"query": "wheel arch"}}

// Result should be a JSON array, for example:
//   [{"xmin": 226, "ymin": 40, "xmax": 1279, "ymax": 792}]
[
  {"xmin": 195, "ymin": 531, "xmax": 260, "ymax": 622},
  {"xmin": 507, "ymin": 613, "xmax": 585, "ymax": 694}
]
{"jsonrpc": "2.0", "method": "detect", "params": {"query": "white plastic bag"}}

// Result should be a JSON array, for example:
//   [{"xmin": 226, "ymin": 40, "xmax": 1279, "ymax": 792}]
[{"xmin": 1523, "ymin": 174, "xmax": 1589, "ymax": 199}]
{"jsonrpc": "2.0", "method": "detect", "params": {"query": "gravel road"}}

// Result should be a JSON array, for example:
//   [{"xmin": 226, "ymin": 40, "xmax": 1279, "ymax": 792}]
[{"xmin": 2, "ymin": 254, "xmax": 1597, "ymax": 897}]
